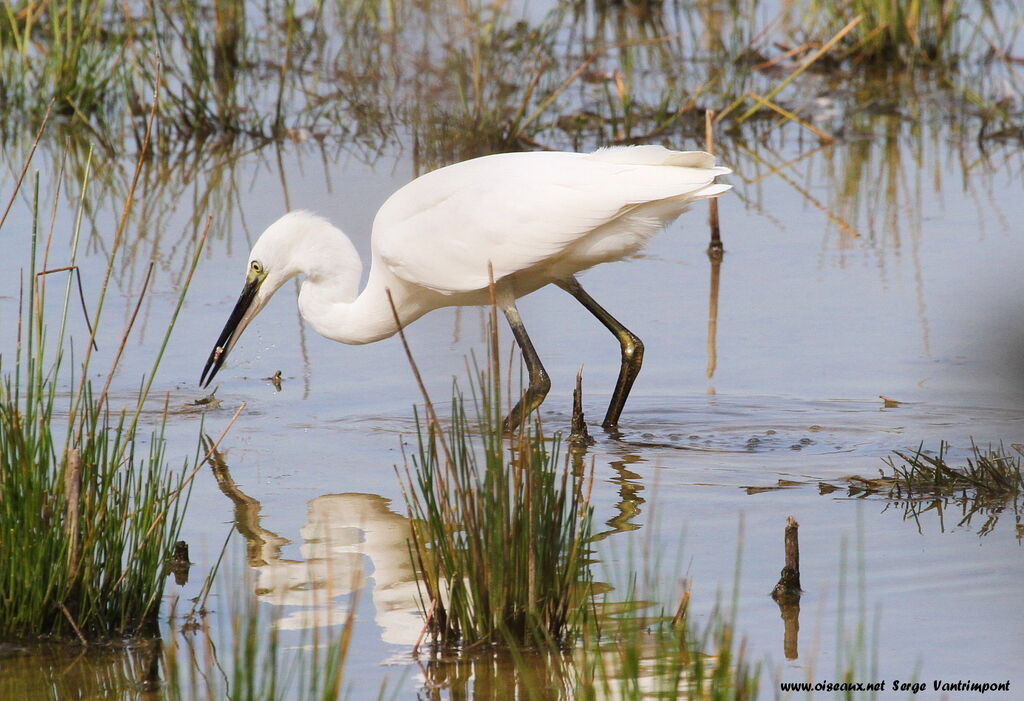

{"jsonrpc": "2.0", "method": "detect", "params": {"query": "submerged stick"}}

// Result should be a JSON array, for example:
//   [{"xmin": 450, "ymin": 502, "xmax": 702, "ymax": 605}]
[{"xmin": 569, "ymin": 366, "xmax": 594, "ymax": 449}]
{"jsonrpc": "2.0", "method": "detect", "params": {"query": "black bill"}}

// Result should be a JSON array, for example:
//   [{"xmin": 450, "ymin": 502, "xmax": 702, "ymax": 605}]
[{"xmin": 200, "ymin": 275, "xmax": 263, "ymax": 388}]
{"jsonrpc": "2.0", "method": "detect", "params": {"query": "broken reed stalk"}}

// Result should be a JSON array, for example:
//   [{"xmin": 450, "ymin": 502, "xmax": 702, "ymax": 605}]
[
  {"xmin": 568, "ymin": 366, "xmax": 594, "ymax": 449},
  {"xmin": 672, "ymin": 578, "xmax": 691, "ymax": 627},
  {"xmin": 771, "ymin": 516, "xmax": 802, "ymax": 604},
  {"xmin": 771, "ymin": 516, "xmax": 801, "ymax": 660}
]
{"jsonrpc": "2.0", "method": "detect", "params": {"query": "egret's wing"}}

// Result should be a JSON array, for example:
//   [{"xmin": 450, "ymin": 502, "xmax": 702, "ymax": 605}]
[{"xmin": 374, "ymin": 146, "xmax": 730, "ymax": 293}]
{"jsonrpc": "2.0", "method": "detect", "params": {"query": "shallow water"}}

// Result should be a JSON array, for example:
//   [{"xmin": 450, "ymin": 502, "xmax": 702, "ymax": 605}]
[
  {"xmin": 5, "ymin": 126, "xmax": 1022, "ymax": 697},
  {"xmin": 2, "ymin": 3, "xmax": 1024, "ymax": 697}
]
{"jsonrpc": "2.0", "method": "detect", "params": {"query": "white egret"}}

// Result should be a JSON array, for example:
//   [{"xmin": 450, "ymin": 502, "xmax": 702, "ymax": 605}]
[{"xmin": 201, "ymin": 145, "xmax": 731, "ymax": 430}]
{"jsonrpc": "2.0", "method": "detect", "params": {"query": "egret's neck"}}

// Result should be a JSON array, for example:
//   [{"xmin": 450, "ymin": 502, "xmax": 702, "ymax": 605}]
[{"xmin": 298, "ymin": 268, "xmax": 428, "ymax": 345}]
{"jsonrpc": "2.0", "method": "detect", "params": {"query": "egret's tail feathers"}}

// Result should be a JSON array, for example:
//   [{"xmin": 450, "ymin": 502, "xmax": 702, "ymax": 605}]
[
  {"xmin": 690, "ymin": 183, "xmax": 732, "ymax": 200},
  {"xmin": 587, "ymin": 145, "xmax": 724, "ymax": 170}
]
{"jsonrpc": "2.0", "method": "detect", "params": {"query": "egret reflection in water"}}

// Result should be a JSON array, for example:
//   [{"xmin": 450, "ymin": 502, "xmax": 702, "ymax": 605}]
[{"xmin": 207, "ymin": 446, "xmax": 422, "ymax": 645}]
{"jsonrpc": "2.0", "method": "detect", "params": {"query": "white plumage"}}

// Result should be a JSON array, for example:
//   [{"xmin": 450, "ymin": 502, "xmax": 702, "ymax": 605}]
[{"xmin": 201, "ymin": 145, "xmax": 731, "ymax": 429}]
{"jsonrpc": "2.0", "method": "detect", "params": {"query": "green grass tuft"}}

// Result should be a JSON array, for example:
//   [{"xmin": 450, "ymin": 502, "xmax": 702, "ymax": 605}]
[{"xmin": 399, "ymin": 348, "xmax": 594, "ymax": 650}]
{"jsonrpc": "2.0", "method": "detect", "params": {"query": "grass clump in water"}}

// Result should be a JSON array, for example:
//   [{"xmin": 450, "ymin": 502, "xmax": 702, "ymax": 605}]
[
  {"xmin": 885, "ymin": 441, "xmax": 1024, "ymax": 498},
  {"xmin": 0, "ymin": 378, "xmax": 191, "ymax": 640},
  {"xmin": 881, "ymin": 441, "xmax": 1024, "ymax": 535},
  {"xmin": 398, "ymin": 329, "xmax": 594, "ymax": 650}
]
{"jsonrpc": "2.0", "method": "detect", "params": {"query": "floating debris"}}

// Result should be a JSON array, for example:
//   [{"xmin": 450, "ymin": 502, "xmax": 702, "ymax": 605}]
[
  {"xmin": 263, "ymin": 370, "xmax": 284, "ymax": 391},
  {"xmin": 176, "ymin": 386, "xmax": 222, "ymax": 413}
]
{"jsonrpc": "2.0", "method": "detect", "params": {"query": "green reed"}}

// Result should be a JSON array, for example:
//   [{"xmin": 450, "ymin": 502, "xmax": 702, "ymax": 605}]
[
  {"xmin": 0, "ymin": 376, "xmax": 192, "ymax": 639},
  {"xmin": 398, "ymin": 329, "xmax": 594, "ymax": 649}
]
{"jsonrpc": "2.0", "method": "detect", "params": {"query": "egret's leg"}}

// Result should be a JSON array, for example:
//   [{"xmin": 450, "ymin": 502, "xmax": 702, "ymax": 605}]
[
  {"xmin": 499, "ymin": 292, "xmax": 551, "ymax": 434},
  {"xmin": 557, "ymin": 276, "xmax": 644, "ymax": 429}
]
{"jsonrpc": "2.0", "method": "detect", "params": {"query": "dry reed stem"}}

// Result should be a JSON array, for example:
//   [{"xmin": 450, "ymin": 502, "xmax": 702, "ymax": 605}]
[
  {"xmin": 70, "ymin": 71, "xmax": 161, "ymax": 443},
  {"xmin": 96, "ymin": 261, "xmax": 155, "ymax": 411},
  {"xmin": 0, "ymin": 98, "xmax": 54, "ymax": 231},
  {"xmin": 411, "ymin": 599, "xmax": 436, "ymax": 657},
  {"xmin": 60, "ymin": 602, "xmax": 87, "ymax": 646},
  {"xmin": 64, "ymin": 448, "xmax": 82, "ymax": 578},
  {"xmin": 672, "ymin": 578, "xmax": 691, "ymax": 627},
  {"xmin": 35, "ymin": 266, "xmax": 99, "ymax": 350},
  {"xmin": 384, "ymin": 288, "xmax": 453, "ymax": 468}
]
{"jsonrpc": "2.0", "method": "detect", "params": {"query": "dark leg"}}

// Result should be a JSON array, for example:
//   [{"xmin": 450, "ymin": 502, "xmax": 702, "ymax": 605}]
[
  {"xmin": 500, "ymin": 295, "xmax": 551, "ymax": 434},
  {"xmin": 557, "ymin": 277, "xmax": 644, "ymax": 429}
]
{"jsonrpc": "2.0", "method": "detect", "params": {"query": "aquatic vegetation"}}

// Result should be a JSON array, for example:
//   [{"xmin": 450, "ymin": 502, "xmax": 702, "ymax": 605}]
[
  {"xmin": 883, "ymin": 441, "xmax": 1024, "ymax": 536},
  {"xmin": 0, "ymin": 124, "xmax": 208, "ymax": 640},
  {"xmin": 0, "ymin": 374, "xmax": 192, "ymax": 639},
  {"xmin": 886, "ymin": 441, "xmax": 1024, "ymax": 498},
  {"xmin": 818, "ymin": 442, "xmax": 1024, "ymax": 536},
  {"xmin": 1, "ymin": 0, "xmax": 1019, "ymax": 165},
  {"xmin": 161, "ymin": 580, "xmax": 360, "ymax": 701},
  {"xmin": 800, "ymin": 0, "xmax": 967, "ymax": 64},
  {"xmin": 413, "ymin": 552, "xmax": 760, "ymax": 700},
  {"xmin": 398, "ymin": 318, "xmax": 594, "ymax": 648},
  {"xmin": 573, "ymin": 586, "xmax": 759, "ymax": 700}
]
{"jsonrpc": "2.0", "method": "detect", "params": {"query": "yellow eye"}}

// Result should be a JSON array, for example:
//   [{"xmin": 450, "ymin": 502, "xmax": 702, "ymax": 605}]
[{"xmin": 251, "ymin": 261, "xmax": 263, "ymax": 274}]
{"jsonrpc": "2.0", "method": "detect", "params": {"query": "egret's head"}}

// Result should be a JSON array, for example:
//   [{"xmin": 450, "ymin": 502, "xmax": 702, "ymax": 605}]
[{"xmin": 200, "ymin": 212, "xmax": 324, "ymax": 388}]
